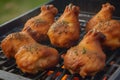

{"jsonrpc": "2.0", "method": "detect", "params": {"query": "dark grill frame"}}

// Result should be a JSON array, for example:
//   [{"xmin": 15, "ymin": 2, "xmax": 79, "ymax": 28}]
[{"xmin": 0, "ymin": 0, "xmax": 120, "ymax": 80}]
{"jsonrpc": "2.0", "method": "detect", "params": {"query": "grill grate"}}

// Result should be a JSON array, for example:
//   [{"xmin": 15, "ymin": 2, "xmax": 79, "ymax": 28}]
[{"xmin": 0, "ymin": 13, "xmax": 120, "ymax": 80}]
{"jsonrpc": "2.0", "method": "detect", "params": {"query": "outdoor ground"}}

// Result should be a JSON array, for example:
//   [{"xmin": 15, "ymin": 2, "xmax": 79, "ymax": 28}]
[{"xmin": 0, "ymin": 0, "xmax": 48, "ymax": 25}]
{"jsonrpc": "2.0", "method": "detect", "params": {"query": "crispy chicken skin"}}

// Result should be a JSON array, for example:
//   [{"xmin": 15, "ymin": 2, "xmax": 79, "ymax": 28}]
[
  {"xmin": 15, "ymin": 43, "xmax": 59, "ymax": 73},
  {"xmin": 22, "ymin": 5, "xmax": 58, "ymax": 42},
  {"xmin": 86, "ymin": 3, "xmax": 115, "ymax": 31},
  {"xmin": 47, "ymin": 4, "xmax": 80, "ymax": 48},
  {"xmin": 1, "ymin": 32, "xmax": 36, "ymax": 58},
  {"xmin": 94, "ymin": 20, "xmax": 120, "ymax": 50},
  {"xmin": 64, "ymin": 30, "xmax": 106, "ymax": 78}
]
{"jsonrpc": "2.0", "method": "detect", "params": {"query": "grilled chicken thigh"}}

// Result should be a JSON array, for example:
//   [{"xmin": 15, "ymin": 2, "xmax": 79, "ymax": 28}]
[
  {"xmin": 64, "ymin": 30, "xmax": 106, "ymax": 78},
  {"xmin": 94, "ymin": 20, "xmax": 120, "ymax": 50},
  {"xmin": 86, "ymin": 3, "xmax": 115, "ymax": 31},
  {"xmin": 48, "ymin": 4, "xmax": 80, "ymax": 48},
  {"xmin": 15, "ymin": 43, "xmax": 59, "ymax": 73},
  {"xmin": 22, "ymin": 5, "xmax": 58, "ymax": 42},
  {"xmin": 1, "ymin": 32, "xmax": 36, "ymax": 58}
]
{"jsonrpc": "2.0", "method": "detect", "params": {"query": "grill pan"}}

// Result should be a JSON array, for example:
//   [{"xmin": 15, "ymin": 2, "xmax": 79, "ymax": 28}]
[{"xmin": 0, "ymin": 0, "xmax": 120, "ymax": 80}]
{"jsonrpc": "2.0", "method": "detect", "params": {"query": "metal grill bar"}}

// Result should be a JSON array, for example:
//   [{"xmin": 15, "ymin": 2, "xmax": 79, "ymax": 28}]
[
  {"xmin": 108, "ymin": 67, "xmax": 120, "ymax": 80},
  {"xmin": 55, "ymin": 69, "xmax": 66, "ymax": 80},
  {"xmin": 45, "ymin": 70, "xmax": 58, "ymax": 80},
  {"xmin": 67, "ymin": 74, "xmax": 74, "ymax": 80},
  {"xmin": 33, "ymin": 71, "xmax": 48, "ymax": 80}
]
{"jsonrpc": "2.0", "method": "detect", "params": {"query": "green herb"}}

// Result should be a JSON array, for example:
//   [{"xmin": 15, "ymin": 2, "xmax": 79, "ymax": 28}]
[
  {"xmin": 98, "ymin": 23, "xmax": 102, "ymax": 28},
  {"xmin": 52, "ymin": 21, "xmax": 68, "ymax": 33},
  {"xmin": 35, "ymin": 18, "xmax": 46, "ymax": 24},
  {"xmin": 24, "ymin": 44, "xmax": 39, "ymax": 53},
  {"xmin": 62, "ymin": 21, "xmax": 69, "ymax": 25},
  {"xmin": 10, "ymin": 32, "xmax": 25, "ymax": 41},
  {"xmin": 81, "ymin": 47, "xmax": 86, "ymax": 54},
  {"xmin": 74, "ymin": 50, "xmax": 78, "ymax": 56}
]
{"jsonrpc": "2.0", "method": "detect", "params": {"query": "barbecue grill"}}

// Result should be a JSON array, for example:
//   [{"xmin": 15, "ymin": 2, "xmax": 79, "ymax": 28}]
[{"xmin": 0, "ymin": 0, "xmax": 120, "ymax": 80}]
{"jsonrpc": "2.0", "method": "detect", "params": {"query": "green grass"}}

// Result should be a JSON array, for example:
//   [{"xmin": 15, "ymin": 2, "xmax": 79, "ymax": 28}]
[{"xmin": 0, "ymin": 0, "xmax": 48, "ymax": 25}]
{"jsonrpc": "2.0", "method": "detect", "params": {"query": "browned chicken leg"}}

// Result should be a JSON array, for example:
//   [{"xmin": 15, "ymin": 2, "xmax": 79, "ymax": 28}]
[
  {"xmin": 22, "ymin": 5, "xmax": 58, "ymax": 42},
  {"xmin": 15, "ymin": 43, "xmax": 59, "ymax": 73},
  {"xmin": 94, "ymin": 20, "xmax": 120, "ymax": 50},
  {"xmin": 86, "ymin": 3, "xmax": 115, "ymax": 31},
  {"xmin": 1, "ymin": 32, "xmax": 36, "ymax": 58},
  {"xmin": 64, "ymin": 30, "xmax": 106, "ymax": 78},
  {"xmin": 47, "ymin": 4, "xmax": 80, "ymax": 48}
]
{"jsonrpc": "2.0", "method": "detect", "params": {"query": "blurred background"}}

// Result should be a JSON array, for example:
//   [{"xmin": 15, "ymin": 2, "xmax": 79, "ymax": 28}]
[{"xmin": 0, "ymin": 0, "xmax": 48, "ymax": 25}]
